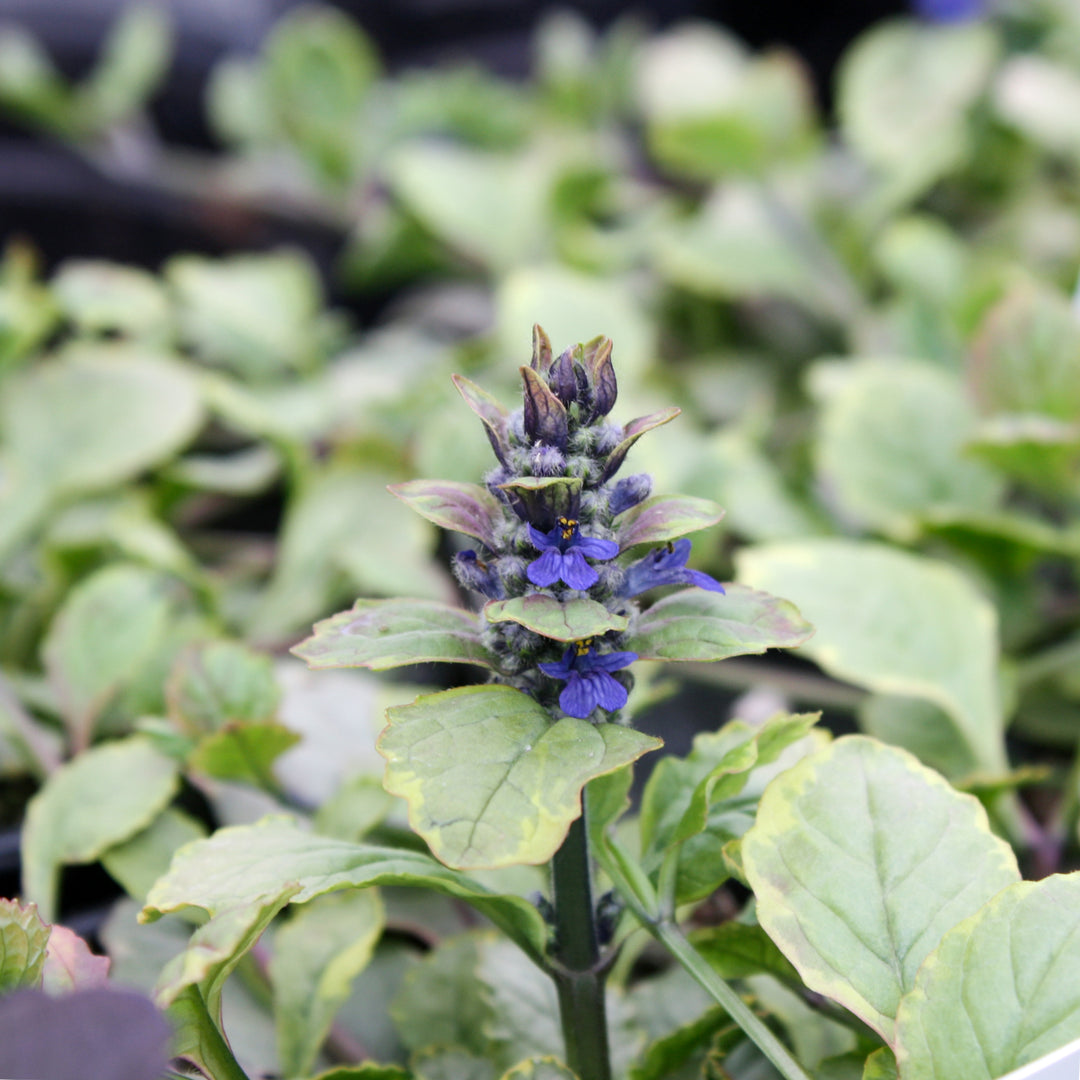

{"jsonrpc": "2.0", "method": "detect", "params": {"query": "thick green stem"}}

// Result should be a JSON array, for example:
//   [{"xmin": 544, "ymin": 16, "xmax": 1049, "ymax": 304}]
[{"xmin": 550, "ymin": 812, "xmax": 612, "ymax": 1080}]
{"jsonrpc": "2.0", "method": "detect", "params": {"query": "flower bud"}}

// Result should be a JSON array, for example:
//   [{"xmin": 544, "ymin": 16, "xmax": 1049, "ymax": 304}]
[
  {"xmin": 520, "ymin": 366, "xmax": 569, "ymax": 449},
  {"xmin": 608, "ymin": 474, "xmax": 652, "ymax": 516}
]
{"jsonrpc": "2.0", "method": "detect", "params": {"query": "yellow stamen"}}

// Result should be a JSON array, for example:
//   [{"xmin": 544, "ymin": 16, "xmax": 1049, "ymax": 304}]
[
  {"xmin": 559, "ymin": 516, "xmax": 578, "ymax": 540},
  {"xmin": 574, "ymin": 637, "xmax": 594, "ymax": 657}
]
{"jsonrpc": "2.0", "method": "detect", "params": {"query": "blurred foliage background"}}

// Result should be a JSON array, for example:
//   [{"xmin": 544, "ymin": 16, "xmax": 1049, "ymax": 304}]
[{"xmin": 2, "ymin": 0, "xmax": 1080, "ymax": 1072}]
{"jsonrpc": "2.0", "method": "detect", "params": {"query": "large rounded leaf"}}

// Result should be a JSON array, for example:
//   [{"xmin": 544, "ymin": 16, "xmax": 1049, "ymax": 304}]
[
  {"xmin": 484, "ymin": 596, "xmax": 628, "ymax": 642},
  {"xmin": 379, "ymin": 685, "xmax": 660, "ymax": 869},
  {"xmin": 2, "ymin": 344, "xmax": 202, "ymax": 499},
  {"xmin": 895, "ymin": 873, "xmax": 1080, "ymax": 1080},
  {"xmin": 742, "ymin": 736, "xmax": 1019, "ymax": 1043},
  {"xmin": 737, "ymin": 540, "xmax": 1007, "ymax": 773}
]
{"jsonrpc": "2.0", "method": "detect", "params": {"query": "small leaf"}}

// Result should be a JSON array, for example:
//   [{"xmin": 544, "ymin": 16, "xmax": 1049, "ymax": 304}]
[
  {"xmin": 292, "ymin": 598, "xmax": 492, "ymax": 671},
  {"xmin": 626, "ymin": 584, "xmax": 812, "ymax": 662},
  {"xmin": 188, "ymin": 721, "xmax": 301, "ymax": 783},
  {"xmin": 602, "ymin": 407, "xmax": 681, "ymax": 481},
  {"xmin": 23, "ymin": 736, "xmax": 180, "ymax": 920},
  {"xmin": 520, "ymin": 366, "xmax": 568, "ymax": 448},
  {"xmin": 484, "ymin": 595, "xmax": 628, "ymax": 642},
  {"xmin": 894, "ymin": 873, "xmax": 1080, "ymax": 1080},
  {"xmin": 863, "ymin": 1048, "xmax": 898, "ymax": 1080},
  {"xmin": 272, "ymin": 890, "xmax": 385, "ymax": 1078},
  {"xmin": 41, "ymin": 925, "xmax": 110, "ymax": 995},
  {"xmin": 615, "ymin": 495, "xmax": 725, "ymax": 550},
  {"xmin": 452, "ymin": 374, "xmax": 512, "ymax": 466},
  {"xmin": 687, "ymin": 922, "xmax": 800, "ymax": 985},
  {"xmin": 141, "ymin": 816, "xmax": 550, "ymax": 968},
  {"xmin": 742, "ymin": 736, "xmax": 1020, "ymax": 1043},
  {"xmin": 0, "ymin": 899, "xmax": 50, "ymax": 993},
  {"xmin": 390, "ymin": 480, "xmax": 505, "ymax": 548},
  {"xmin": 380, "ymin": 686, "xmax": 661, "ymax": 869},
  {"xmin": 166, "ymin": 640, "xmax": 280, "ymax": 736},
  {"xmin": 42, "ymin": 563, "xmax": 172, "ymax": 747},
  {"xmin": 737, "ymin": 539, "xmax": 1008, "ymax": 773},
  {"xmin": 52, "ymin": 260, "xmax": 170, "ymax": 341}
]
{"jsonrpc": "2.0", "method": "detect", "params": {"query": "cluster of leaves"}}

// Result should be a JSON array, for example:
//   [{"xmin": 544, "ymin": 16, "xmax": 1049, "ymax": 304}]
[{"xmin": 2, "ymin": 1, "xmax": 1080, "ymax": 1078}]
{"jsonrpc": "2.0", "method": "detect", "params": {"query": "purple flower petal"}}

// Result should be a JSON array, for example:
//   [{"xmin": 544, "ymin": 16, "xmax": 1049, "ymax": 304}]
[
  {"xmin": 560, "ymin": 673, "xmax": 599, "ymax": 718},
  {"xmin": 685, "ymin": 568, "xmax": 726, "ymax": 593},
  {"xmin": 539, "ymin": 648, "xmax": 575, "ymax": 679},
  {"xmin": 576, "ymin": 535, "xmax": 620, "ymax": 559},
  {"xmin": 527, "ymin": 548, "xmax": 563, "ymax": 587},
  {"xmin": 583, "ymin": 649, "xmax": 638, "ymax": 673},
  {"xmin": 591, "ymin": 671, "xmax": 629, "ymax": 711},
  {"xmin": 560, "ymin": 549, "xmax": 600, "ymax": 591}
]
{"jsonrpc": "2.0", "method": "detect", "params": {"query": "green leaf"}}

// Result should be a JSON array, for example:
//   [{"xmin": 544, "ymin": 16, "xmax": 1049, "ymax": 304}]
[
  {"xmin": 272, "ymin": 890, "xmax": 385, "ymax": 1078},
  {"xmin": 24, "ymin": 736, "xmax": 181, "ymax": 920},
  {"xmin": 2, "ymin": 343, "xmax": 203, "ymax": 501},
  {"xmin": 52, "ymin": 259, "xmax": 171, "ymax": 341},
  {"xmin": 862, "ymin": 1048, "xmax": 898, "ymax": 1080},
  {"xmin": 483, "ymin": 595, "xmax": 628, "ymax": 642},
  {"xmin": 188, "ymin": 721, "xmax": 301, "ymax": 784},
  {"xmin": 167, "ymin": 251, "xmax": 327, "ymax": 379},
  {"xmin": 253, "ymin": 466, "xmax": 452, "ymax": 642},
  {"xmin": 969, "ymin": 282, "xmax": 1080, "ymax": 421},
  {"xmin": 315, "ymin": 774, "xmax": 396, "ymax": 842},
  {"xmin": 966, "ymin": 415, "xmax": 1080, "ymax": 499},
  {"xmin": 166, "ymin": 640, "xmax": 280, "ymax": 735},
  {"xmin": 602, "ymin": 407, "xmax": 682, "ymax": 482},
  {"xmin": 389, "ymin": 480, "xmax": 505, "ymax": 548},
  {"xmin": 265, "ymin": 6, "xmax": 378, "ymax": 184},
  {"xmin": 741, "ymin": 736, "xmax": 1020, "ymax": 1043},
  {"xmin": 101, "ymin": 807, "xmax": 206, "ymax": 904},
  {"xmin": 687, "ymin": 922, "xmax": 800, "ymax": 986},
  {"xmin": 625, "ymin": 584, "xmax": 812, "ymax": 662},
  {"xmin": 614, "ymin": 495, "xmax": 725, "ymax": 550},
  {"xmin": 79, "ymin": 4, "xmax": 172, "ymax": 129},
  {"xmin": 41, "ymin": 563, "xmax": 172, "ymax": 747},
  {"xmin": 0, "ymin": 898, "xmax": 50, "ymax": 993},
  {"xmin": 167, "ymin": 985, "xmax": 251, "ymax": 1080},
  {"xmin": 380, "ymin": 686, "xmax": 660, "ymax": 869},
  {"xmin": 994, "ymin": 55, "xmax": 1080, "ymax": 159},
  {"xmin": 391, "ymin": 931, "xmax": 493, "ymax": 1057},
  {"xmin": 387, "ymin": 144, "xmax": 551, "ymax": 271},
  {"xmin": 810, "ymin": 358, "xmax": 1002, "ymax": 539},
  {"xmin": 895, "ymin": 873, "xmax": 1080, "ymax": 1078},
  {"xmin": 737, "ymin": 540, "xmax": 1008, "ymax": 772},
  {"xmin": 501, "ymin": 1059, "xmax": 578, "ymax": 1080},
  {"xmin": 311, "ymin": 1067, "xmax": 412, "ymax": 1080},
  {"xmin": 838, "ymin": 20, "xmax": 997, "ymax": 187},
  {"xmin": 293, "ymin": 599, "xmax": 492, "ymax": 671},
  {"xmin": 0, "ymin": 25, "xmax": 72, "ymax": 133},
  {"xmin": 141, "ymin": 817, "xmax": 549, "ymax": 968}
]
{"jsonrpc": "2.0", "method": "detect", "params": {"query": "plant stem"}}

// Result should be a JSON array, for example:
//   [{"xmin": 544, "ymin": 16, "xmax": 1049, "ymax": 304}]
[{"xmin": 550, "ymin": 812, "xmax": 612, "ymax": 1080}]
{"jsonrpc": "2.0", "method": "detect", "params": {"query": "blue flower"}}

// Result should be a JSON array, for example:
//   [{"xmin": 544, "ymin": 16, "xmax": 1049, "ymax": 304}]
[
  {"xmin": 453, "ymin": 550, "xmax": 505, "ymax": 599},
  {"xmin": 527, "ymin": 517, "xmax": 619, "ymax": 590},
  {"xmin": 538, "ymin": 640, "xmax": 637, "ymax": 718},
  {"xmin": 619, "ymin": 539, "xmax": 725, "ymax": 598},
  {"xmin": 912, "ymin": 0, "xmax": 984, "ymax": 21}
]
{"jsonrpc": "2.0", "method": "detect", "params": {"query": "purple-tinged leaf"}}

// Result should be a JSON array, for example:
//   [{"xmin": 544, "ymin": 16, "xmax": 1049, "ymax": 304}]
[
  {"xmin": 484, "ymin": 594, "xmax": 628, "ymax": 641},
  {"xmin": 626, "ymin": 584, "xmax": 812, "ymax": 661},
  {"xmin": 41, "ymin": 925, "xmax": 110, "ymax": 994},
  {"xmin": 531, "ymin": 323, "xmax": 553, "ymax": 375},
  {"xmin": 520, "ymin": 366, "xmax": 568, "ymax": 448},
  {"xmin": 601, "ymin": 406, "xmax": 681, "ymax": 481},
  {"xmin": 616, "ymin": 495, "xmax": 725, "ymax": 550},
  {"xmin": 452, "ymin": 374, "xmax": 512, "ymax": 465},
  {"xmin": 582, "ymin": 335, "xmax": 617, "ymax": 416},
  {"xmin": 292, "ymin": 599, "xmax": 493, "ymax": 671},
  {"xmin": 499, "ymin": 475, "xmax": 581, "ymax": 528},
  {"xmin": 389, "ymin": 479, "xmax": 504, "ymax": 548},
  {"xmin": 0, "ymin": 987, "xmax": 171, "ymax": 1080}
]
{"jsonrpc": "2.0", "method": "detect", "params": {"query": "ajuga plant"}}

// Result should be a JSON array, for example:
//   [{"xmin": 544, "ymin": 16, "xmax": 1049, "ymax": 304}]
[
  {"xmin": 288, "ymin": 327, "xmax": 814, "ymax": 1078},
  {"xmin": 139, "ymin": 329, "xmax": 816, "ymax": 1080}
]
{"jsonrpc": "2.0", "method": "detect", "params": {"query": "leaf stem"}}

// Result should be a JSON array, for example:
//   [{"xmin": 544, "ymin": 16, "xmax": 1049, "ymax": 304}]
[
  {"xmin": 550, "ymin": 812, "xmax": 613, "ymax": 1080},
  {"xmin": 598, "ymin": 838, "xmax": 813, "ymax": 1080}
]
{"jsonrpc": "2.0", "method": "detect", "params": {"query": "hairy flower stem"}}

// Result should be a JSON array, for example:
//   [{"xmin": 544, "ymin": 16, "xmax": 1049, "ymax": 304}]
[{"xmin": 550, "ymin": 812, "xmax": 613, "ymax": 1080}]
